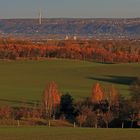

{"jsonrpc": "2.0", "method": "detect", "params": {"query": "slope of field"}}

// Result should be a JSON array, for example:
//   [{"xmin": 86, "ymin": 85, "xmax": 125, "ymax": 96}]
[
  {"xmin": 0, "ymin": 59, "xmax": 140, "ymax": 106},
  {"xmin": 0, "ymin": 127, "xmax": 139, "ymax": 140}
]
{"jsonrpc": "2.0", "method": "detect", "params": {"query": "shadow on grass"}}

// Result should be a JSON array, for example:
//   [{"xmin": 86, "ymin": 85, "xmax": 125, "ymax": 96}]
[
  {"xmin": 94, "ymin": 61, "xmax": 116, "ymax": 64},
  {"xmin": 87, "ymin": 75, "xmax": 137, "ymax": 85},
  {"xmin": 0, "ymin": 98, "xmax": 40, "ymax": 106}
]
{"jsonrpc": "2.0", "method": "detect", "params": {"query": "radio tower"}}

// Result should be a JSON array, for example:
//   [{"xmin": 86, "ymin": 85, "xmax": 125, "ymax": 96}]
[{"xmin": 39, "ymin": 10, "xmax": 42, "ymax": 25}]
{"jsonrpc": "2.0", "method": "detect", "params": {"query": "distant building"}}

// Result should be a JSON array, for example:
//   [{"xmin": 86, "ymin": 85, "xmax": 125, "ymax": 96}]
[
  {"xmin": 65, "ymin": 35, "xmax": 69, "ymax": 40},
  {"xmin": 73, "ymin": 36, "xmax": 77, "ymax": 40}
]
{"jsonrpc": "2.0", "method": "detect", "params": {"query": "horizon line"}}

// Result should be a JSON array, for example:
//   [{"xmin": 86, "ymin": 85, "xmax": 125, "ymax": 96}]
[{"xmin": 0, "ymin": 17, "xmax": 140, "ymax": 20}]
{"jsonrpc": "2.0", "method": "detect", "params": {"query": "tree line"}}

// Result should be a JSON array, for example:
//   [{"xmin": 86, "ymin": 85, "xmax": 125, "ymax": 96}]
[
  {"xmin": 0, "ymin": 79, "xmax": 139, "ymax": 128},
  {"xmin": 0, "ymin": 38, "xmax": 140, "ymax": 63}
]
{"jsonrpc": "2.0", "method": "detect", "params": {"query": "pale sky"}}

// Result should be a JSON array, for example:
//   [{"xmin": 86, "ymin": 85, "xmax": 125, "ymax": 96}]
[{"xmin": 0, "ymin": 0, "xmax": 139, "ymax": 18}]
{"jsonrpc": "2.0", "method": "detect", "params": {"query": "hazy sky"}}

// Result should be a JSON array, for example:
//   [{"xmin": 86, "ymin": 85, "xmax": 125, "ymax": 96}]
[{"xmin": 0, "ymin": 0, "xmax": 140, "ymax": 18}]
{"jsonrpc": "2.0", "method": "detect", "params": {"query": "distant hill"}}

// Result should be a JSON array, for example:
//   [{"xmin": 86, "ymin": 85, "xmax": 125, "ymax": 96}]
[{"xmin": 0, "ymin": 18, "xmax": 140, "ymax": 39}]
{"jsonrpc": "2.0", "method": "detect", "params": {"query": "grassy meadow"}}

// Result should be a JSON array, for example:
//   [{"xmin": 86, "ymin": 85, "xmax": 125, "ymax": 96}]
[
  {"xmin": 0, "ymin": 59, "xmax": 140, "ymax": 106},
  {"xmin": 0, "ymin": 127, "xmax": 139, "ymax": 140}
]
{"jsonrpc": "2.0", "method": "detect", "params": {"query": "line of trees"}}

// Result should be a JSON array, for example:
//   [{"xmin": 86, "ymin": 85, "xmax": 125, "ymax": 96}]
[
  {"xmin": 0, "ymin": 38, "xmax": 140, "ymax": 63},
  {"xmin": 0, "ymin": 79, "xmax": 139, "ymax": 128}
]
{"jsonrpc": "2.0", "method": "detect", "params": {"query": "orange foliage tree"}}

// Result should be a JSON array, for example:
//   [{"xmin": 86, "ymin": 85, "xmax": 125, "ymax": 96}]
[
  {"xmin": 0, "ymin": 38, "xmax": 140, "ymax": 63},
  {"xmin": 43, "ymin": 81, "xmax": 61, "ymax": 118},
  {"xmin": 108, "ymin": 85, "xmax": 120, "ymax": 118},
  {"xmin": 91, "ymin": 83, "xmax": 104, "ymax": 103},
  {"xmin": 109, "ymin": 85, "xmax": 119, "ymax": 106},
  {"xmin": 0, "ymin": 106, "xmax": 12, "ymax": 119}
]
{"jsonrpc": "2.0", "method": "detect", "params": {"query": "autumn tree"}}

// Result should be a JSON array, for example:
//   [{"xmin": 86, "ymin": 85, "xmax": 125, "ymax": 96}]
[
  {"xmin": 43, "ymin": 81, "xmax": 61, "ymax": 119},
  {"xmin": 129, "ymin": 78, "xmax": 140, "ymax": 127},
  {"xmin": 91, "ymin": 83, "xmax": 104, "ymax": 103},
  {"xmin": 130, "ymin": 78, "xmax": 140, "ymax": 104},
  {"xmin": 109, "ymin": 85, "xmax": 119, "ymax": 104},
  {"xmin": 76, "ymin": 113, "xmax": 87, "ymax": 127},
  {"xmin": 104, "ymin": 85, "xmax": 120, "ymax": 124},
  {"xmin": 75, "ymin": 97, "xmax": 97, "ymax": 127},
  {"xmin": 103, "ymin": 111, "xmax": 114, "ymax": 128},
  {"xmin": 76, "ymin": 98, "xmax": 92, "ymax": 127},
  {"xmin": 0, "ymin": 38, "xmax": 140, "ymax": 63},
  {"xmin": 0, "ymin": 106, "xmax": 12, "ymax": 119},
  {"xmin": 109, "ymin": 85, "xmax": 119, "ymax": 112}
]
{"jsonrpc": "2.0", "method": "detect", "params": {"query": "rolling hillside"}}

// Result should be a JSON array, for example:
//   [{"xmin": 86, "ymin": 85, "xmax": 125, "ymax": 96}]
[
  {"xmin": 0, "ymin": 18, "xmax": 140, "ymax": 39},
  {"xmin": 0, "ymin": 59, "xmax": 139, "ymax": 106}
]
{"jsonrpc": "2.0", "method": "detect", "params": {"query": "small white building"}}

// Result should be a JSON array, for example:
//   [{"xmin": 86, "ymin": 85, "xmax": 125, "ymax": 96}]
[
  {"xmin": 73, "ymin": 36, "xmax": 77, "ymax": 40},
  {"xmin": 65, "ymin": 35, "xmax": 69, "ymax": 40}
]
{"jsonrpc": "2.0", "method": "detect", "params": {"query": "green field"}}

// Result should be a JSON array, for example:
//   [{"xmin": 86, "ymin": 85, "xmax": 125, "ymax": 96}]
[
  {"xmin": 0, "ymin": 59, "xmax": 140, "ymax": 106},
  {"xmin": 0, "ymin": 127, "xmax": 139, "ymax": 140}
]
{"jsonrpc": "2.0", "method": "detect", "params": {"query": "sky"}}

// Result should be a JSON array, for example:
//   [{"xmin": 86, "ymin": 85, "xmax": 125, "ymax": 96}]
[{"xmin": 0, "ymin": 0, "xmax": 140, "ymax": 19}]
